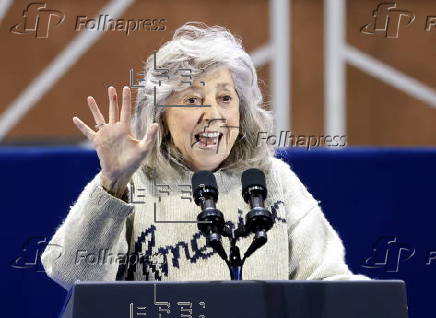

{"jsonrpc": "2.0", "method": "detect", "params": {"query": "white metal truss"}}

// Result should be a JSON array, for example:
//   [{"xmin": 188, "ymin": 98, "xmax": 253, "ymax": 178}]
[{"xmin": 324, "ymin": 0, "xmax": 436, "ymax": 139}]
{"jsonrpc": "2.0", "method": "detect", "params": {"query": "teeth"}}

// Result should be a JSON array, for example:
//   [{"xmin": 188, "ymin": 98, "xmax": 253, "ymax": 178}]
[{"xmin": 199, "ymin": 132, "xmax": 220, "ymax": 138}]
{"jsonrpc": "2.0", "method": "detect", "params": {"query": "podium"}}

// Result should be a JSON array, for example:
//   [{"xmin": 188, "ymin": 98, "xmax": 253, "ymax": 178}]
[{"xmin": 60, "ymin": 280, "xmax": 408, "ymax": 318}]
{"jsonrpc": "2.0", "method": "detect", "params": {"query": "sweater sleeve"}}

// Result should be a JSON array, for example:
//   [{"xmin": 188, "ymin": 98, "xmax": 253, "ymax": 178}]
[
  {"xmin": 41, "ymin": 171, "xmax": 135, "ymax": 290},
  {"xmin": 275, "ymin": 159, "xmax": 371, "ymax": 281}
]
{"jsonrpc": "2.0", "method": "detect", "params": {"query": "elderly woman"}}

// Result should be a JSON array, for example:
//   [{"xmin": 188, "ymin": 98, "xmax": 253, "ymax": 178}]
[{"xmin": 41, "ymin": 23, "xmax": 369, "ymax": 290}]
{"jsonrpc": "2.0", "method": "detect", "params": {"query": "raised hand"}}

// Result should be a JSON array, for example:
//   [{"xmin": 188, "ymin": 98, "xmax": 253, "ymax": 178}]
[{"xmin": 73, "ymin": 86, "xmax": 158, "ymax": 197}]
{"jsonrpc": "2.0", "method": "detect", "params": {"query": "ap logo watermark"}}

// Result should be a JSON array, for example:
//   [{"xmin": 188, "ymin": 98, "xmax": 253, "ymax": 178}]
[
  {"xmin": 361, "ymin": 2, "xmax": 415, "ymax": 38},
  {"xmin": 10, "ymin": 2, "xmax": 65, "ymax": 39}
]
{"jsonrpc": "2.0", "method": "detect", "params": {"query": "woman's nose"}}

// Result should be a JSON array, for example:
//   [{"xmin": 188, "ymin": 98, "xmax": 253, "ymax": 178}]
[{"xmin": 203, "ymin": 99, "xmax": 222, "ymax": 121}]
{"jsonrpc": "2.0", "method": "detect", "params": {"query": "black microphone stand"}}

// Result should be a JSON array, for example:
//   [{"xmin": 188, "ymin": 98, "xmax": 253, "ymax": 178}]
[{"xmin": 199, "ymin": 212, "xmax": 273, "ymax": 280}]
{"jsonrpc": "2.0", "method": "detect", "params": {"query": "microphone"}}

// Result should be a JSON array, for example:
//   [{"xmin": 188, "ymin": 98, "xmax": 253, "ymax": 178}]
[
  {"xmin": 242, "ymin": 168, "xmax": 268, "ymax": 209},
  {"xmin": 192, "ymin": 170, "xmax": 219, "ymax": 209},
  {"xmin": 191, "ymin": 171, "xmax": 227, "ymax": 262},
  {"xmin": 241, "ymin": 168, "xmax": 274, "ymax": 258}
]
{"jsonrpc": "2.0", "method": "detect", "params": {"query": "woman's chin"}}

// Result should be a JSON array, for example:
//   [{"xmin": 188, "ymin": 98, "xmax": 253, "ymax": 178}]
[{"xmin": 189, "ymin": 150, "xmax": 228, "ymax": 171}]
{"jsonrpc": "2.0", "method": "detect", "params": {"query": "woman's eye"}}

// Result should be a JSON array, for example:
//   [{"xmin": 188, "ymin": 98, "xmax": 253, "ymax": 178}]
[
  {"xmin": 184, "ymin": 97, "xmax": 200, "ymax": 104},
  {"xmin": 220, "ymin": 95, "xmax": 232, "ymax": 103}
]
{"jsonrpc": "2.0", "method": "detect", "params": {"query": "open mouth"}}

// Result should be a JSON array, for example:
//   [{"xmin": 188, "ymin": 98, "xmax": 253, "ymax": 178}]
[{"xmin": 194, "ymin": 131, "xmax": 223, "ymax": 149}]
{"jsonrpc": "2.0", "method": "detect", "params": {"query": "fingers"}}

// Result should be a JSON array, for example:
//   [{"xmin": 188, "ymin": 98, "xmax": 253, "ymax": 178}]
[
  {"xmin": 72, "ymin": 116, "xmax": 96, "ymax": 140},
  {"xmin": 108, "ymin": 86, "xmax": 119, "ymax": 124},
  {"xmin": 139, "ymin": 123, "xmax": 159, "ymax": 150},
  {"xmin": 87, "ymin": 96, "xmax": 106, "ymax": 125},
  {"xmin": 120, "ymin": 86, "xmax": 132, "ymax": 124}
]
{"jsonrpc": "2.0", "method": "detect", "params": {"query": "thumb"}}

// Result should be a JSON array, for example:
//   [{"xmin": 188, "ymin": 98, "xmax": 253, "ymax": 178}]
[{"xmin": 138, "ymin": 123, "xmax": 159, "ymax": 151}]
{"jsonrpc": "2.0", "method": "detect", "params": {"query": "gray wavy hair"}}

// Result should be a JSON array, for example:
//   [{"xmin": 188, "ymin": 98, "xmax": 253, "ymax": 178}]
[{"xmin": 132, "ymin": 22, "xmax": 274, "ymax": 180}]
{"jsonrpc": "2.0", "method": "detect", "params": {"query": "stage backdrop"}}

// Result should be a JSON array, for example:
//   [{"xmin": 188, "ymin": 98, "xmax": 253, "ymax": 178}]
[{"xmin": 1, "ymin": 0, "xmax": 435, "ymax": 146}]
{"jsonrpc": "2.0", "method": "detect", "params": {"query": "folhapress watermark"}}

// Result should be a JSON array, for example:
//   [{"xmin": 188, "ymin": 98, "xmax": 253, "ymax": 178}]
[
  {"xmin": 75, "ymin": 16, "xmax": 166, "ymax": 35},
  {"xmin": 361, "ymin": 2, "xmax": 436, "ymax": 38},
  {"xmin": 361, "ymin": 236, "xmax": 436, "ymax": 273},
  {"xmin": 10, "ymin": 2, "xmax": 65, "ymax": 39},
  {"xmin": 256, "ymin": 131, "xmax": 347, "ymax": 150},
  {"xmin": 10, "ymin": 236, "xmax": 63, "ymax": 272},
  {"xmin": 10, "ymin": 2, "xmax": 167, "ymax": 39},
  {"xmin": 75, "ymin": 249, "xmax": 167, "ymax": 267}
]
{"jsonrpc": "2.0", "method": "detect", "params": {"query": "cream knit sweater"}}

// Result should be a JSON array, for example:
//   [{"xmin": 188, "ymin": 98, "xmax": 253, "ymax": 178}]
[{"xmin": 41, "ymin": 157, "xmax": 370, "ymax": 290}]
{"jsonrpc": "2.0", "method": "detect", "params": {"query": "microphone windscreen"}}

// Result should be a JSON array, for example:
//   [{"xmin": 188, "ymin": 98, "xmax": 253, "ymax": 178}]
[
  {"xmin": 241, "ymin": 168, "xmax": 266, "ymax": 193},
  {"xmin": 191, "ymin": 170, "xmax": 218, "ymax": 193}
]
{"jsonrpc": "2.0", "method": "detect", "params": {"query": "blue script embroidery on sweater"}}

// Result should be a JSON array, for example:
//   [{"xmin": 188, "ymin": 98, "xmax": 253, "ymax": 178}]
[{"xmin": 120, "ymin": 201, "xmax": 286, "ymax": 281}]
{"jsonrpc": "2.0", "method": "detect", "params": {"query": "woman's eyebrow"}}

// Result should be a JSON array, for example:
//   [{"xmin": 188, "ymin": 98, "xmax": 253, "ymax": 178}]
[
  {"xmin": 189, "ymin": 82, "xmax": 234, "ymax": 91},
  {"xmin": 216, "ymin": 83, "xmax": 232, "ymax": 89},
  {"xmin": 216, "ymin": 84, "xmax": 237, "ymax": 94},
  {"xmin": 180, "ymin": 86, "xmax": 202, "ymax": 94}
]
